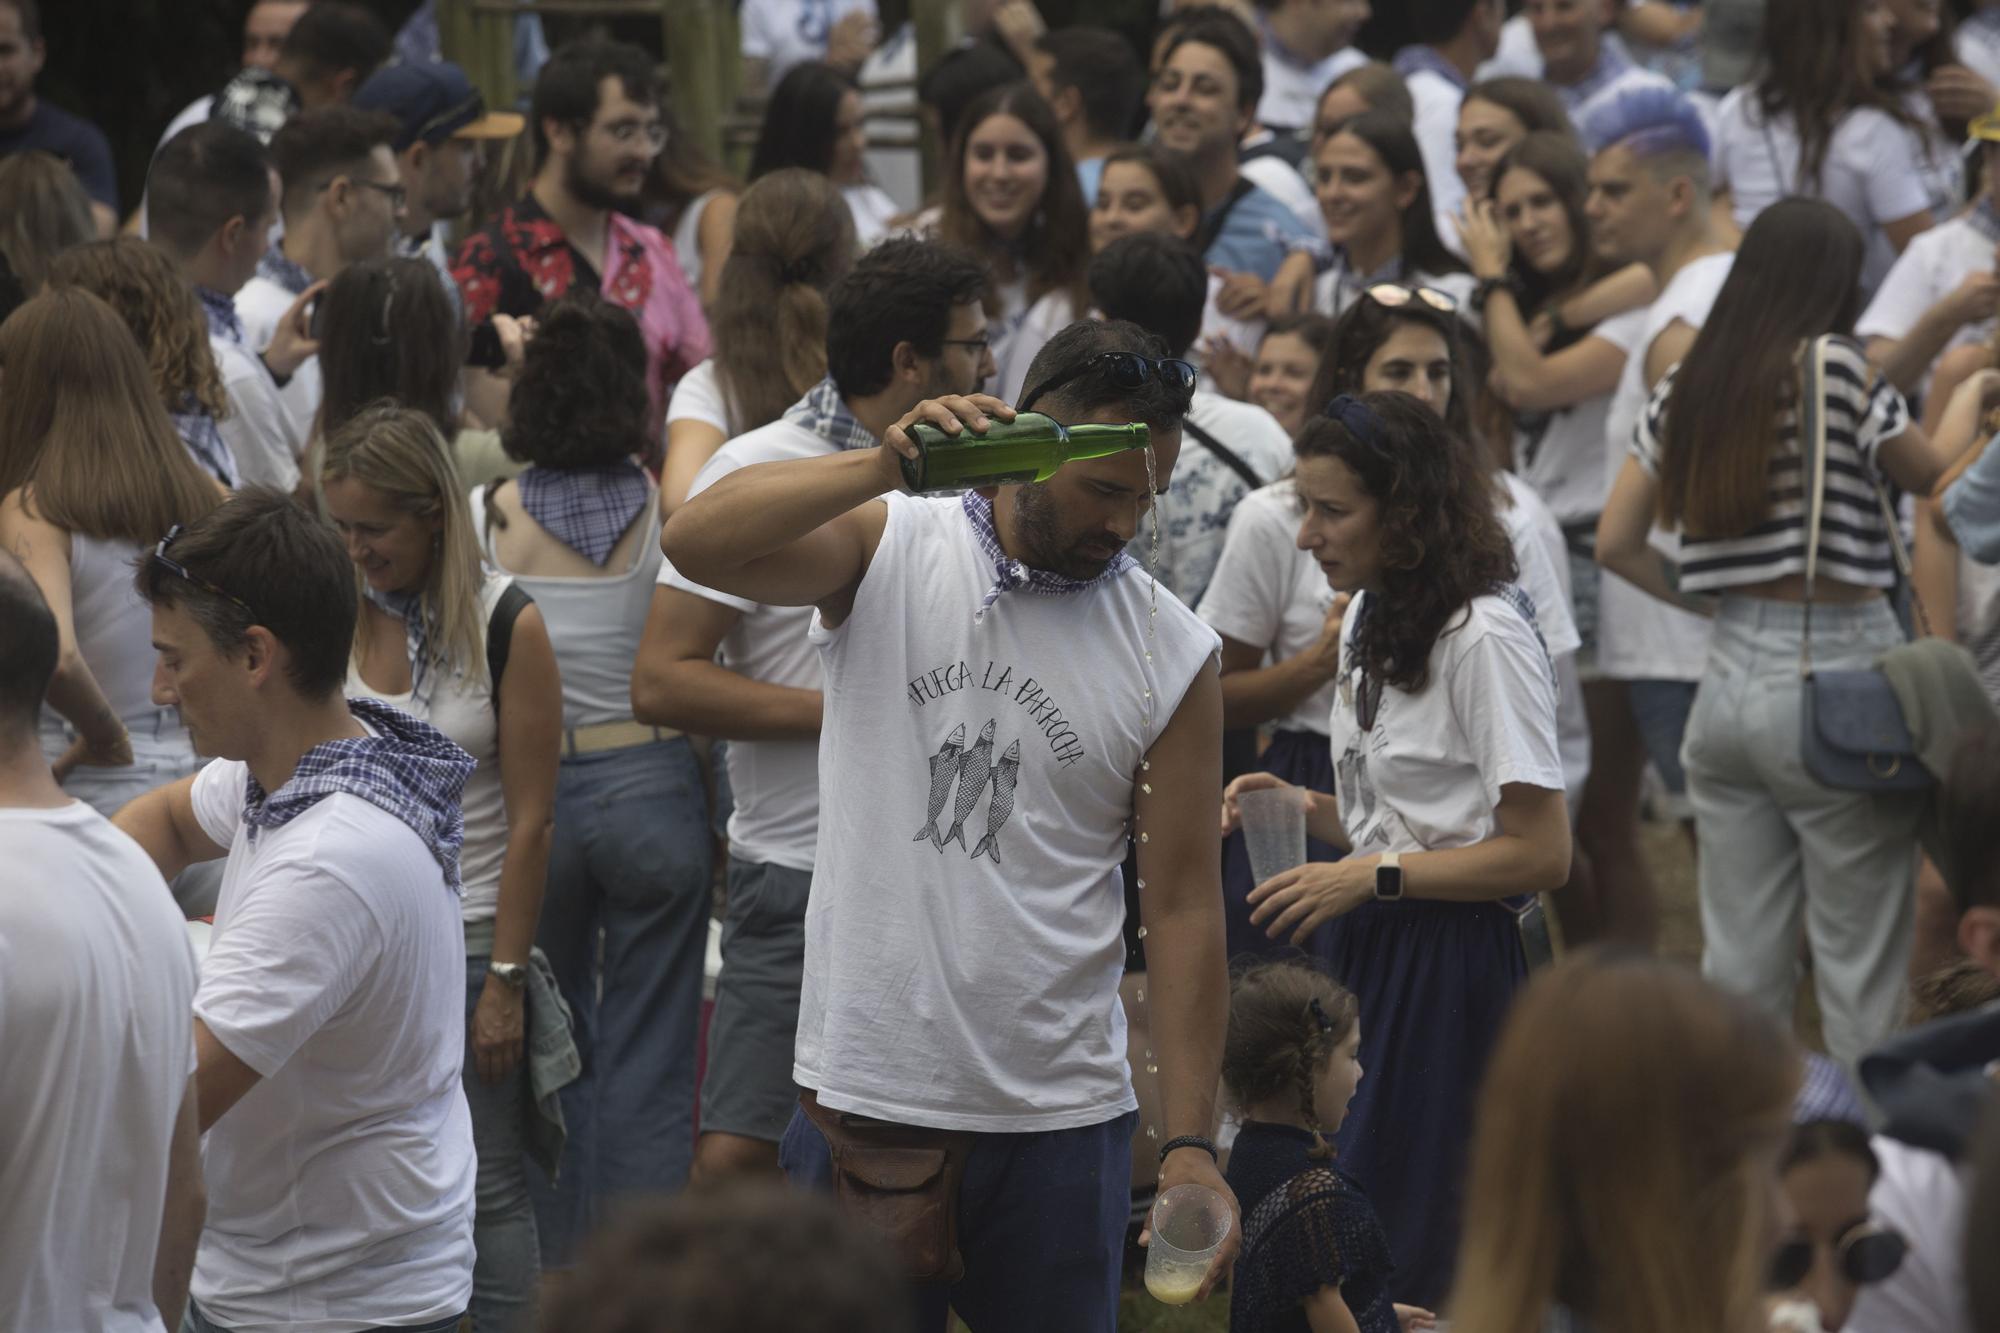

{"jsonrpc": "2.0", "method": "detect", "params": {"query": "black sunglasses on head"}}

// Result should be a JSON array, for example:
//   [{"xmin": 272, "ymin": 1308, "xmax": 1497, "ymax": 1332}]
[
  {"xmin": 152, "ymin": 525, "xmax": 255, "ymax": 616},
  {"xmin": 1019, "ymin": 351, "xmax": 1197, "ymax": 416},
  {"xmin": 1768, "ymin": 1221, "xmax": 1907, "ymax": 1291}
]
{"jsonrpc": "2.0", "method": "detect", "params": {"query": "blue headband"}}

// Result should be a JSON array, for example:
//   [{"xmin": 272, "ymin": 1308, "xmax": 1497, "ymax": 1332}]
[{"xmin": 1324, "ymin": 393, "xmax": 1381, "ymax": 444}]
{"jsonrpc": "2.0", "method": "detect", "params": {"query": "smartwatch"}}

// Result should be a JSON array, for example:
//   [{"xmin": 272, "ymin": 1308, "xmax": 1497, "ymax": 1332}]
[
  {"xmin": 488, "ymin": 961, "xmax": 529, "ymax": 990},
  {"xmin": 1374, "ymin": 851, "xmax": 1404, "ymax": 902}
]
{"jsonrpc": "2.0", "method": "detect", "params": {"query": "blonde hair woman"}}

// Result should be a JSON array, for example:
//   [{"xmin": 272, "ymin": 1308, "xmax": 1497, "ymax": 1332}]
[
  {"xmin": 319, "ymin": 402, "xmax": 563, "ymax": 1331},
  {"xmin": 1450, "ymin": 953, "xmax": 1801, "ymax": 1333},
  {"xmin": 0, "ymin": 289, "xmax": 221, "ymax": 818}
]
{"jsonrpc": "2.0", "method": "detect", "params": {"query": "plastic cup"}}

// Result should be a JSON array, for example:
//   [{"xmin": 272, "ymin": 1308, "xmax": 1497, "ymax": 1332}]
[
  {"xmin": 1237, "ymin": 785, "xmax": 1307, "ymax": 887},
  {"xmin": 1144, "ymin": 1183, "xmax": 1233, "ymax": 1305}
]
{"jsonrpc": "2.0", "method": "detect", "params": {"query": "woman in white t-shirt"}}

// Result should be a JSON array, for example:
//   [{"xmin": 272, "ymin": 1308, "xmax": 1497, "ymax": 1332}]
[
  {"xmin": 661, "ymin": 168, "xmax": 857, "ymax": 511},
  {"xmin": 1599, "ymin": 199, "xmax": 1998, "ymax": 1065},
  {"xmin": 1220, "ymin": 392, "xmax": 1570, "ymax": 1307},
  {"xmin": 1458, "ymin": 131, "xmax": 1655, "ymax": 945},
  {"xmin": 320, "ymin": 403, "xmax": 564, "ymax": 1333},
  {"xmin": 749, "ymin": 61, "xmax": 902, "ymax": 250},
  {"xmin": 1312, "ymin": 111, "xmax": 1474, "ymax": 322},
  {"xmin": 1711, "ymin": 0, "xmax": 1936, "ymax": 298},
  {"xmin": 927, "ymin": 81, "xmax": 1091, "ymax": 405},
  {"xmin": 0, "ymin": 290, "xmax": 221, "ymax": 822}
]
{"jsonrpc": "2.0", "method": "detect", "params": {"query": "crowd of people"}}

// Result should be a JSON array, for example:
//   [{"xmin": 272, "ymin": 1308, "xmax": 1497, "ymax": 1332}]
[{"xmin": 7, "ymin": 1, "xmax": 2000, "ymax": 1332}]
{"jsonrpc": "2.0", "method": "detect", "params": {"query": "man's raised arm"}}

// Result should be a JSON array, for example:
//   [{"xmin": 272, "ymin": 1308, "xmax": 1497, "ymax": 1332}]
[{"xmin": 662, "ymin": 395, "xmax": 1012, "ymax": 621}]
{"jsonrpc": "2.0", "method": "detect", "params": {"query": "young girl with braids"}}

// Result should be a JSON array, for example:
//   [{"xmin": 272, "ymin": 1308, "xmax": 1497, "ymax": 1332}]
[{"xmin": 1222, "ymin": 962, "xmax": 1437, "ymax": 1333}]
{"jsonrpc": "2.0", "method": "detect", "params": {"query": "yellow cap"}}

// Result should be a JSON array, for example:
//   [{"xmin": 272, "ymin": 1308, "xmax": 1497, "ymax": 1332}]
[{"xmin": 1970, "ymin": 103, "xmax": 2000, "ymax": 143}]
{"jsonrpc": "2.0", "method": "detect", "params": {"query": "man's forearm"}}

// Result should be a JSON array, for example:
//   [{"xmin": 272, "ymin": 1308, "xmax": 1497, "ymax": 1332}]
[
  {"xmin": 1136, "ymin": 890, "xmax": 1229, "ymax": 1142},
  {"xmin": 113, "ymin": 784, "xmax": 197, "ymax": 883},
  {"xmin": 153, "ymin": 1080, "xmax": 203, "ymax": 1331},
  {"xmin": 662, "ymin": 449, "xmax": 892, "ymax": 590},
  {"xmin": 637, "ymin": 660, "xmax": 822, "ymax": 740}
]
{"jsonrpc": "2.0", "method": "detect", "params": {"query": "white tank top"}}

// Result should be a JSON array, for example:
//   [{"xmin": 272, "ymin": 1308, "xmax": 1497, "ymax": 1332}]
[
  {"xmin": 38, "ymin": 531, "xmax": 191, "ymax": 758},
  {"xmin": 345, "ymin": 573, "xmax": 514, "ymax": 924},
  {"xmin": 470, "ymin": 487, "xmax": 663, "ymax": 729},
  {"xmin": 796, "ymin": 493, "xmax": 1220, "ymax": 1132},
  {"xmin": 671, "ymin": 188, "xmax": 722, "ymax": 293}
]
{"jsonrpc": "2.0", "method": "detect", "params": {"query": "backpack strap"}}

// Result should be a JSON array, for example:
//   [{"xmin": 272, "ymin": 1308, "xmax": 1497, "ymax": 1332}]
[
  {"xmin": 1182, "ymin": 417, "xmax": 1267, "ymax": 491},
  {"xmin": 485, "ymin": 581, "xmax": 533, "ymax": 710}
]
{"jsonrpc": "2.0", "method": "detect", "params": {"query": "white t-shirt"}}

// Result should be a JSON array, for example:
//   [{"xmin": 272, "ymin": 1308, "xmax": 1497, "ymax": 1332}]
[
  {"xmin": 188, "ymin": 757, "xmax": 475, "ymax": 1332},
  {"xmin": 1711, "ymin": 89, "xmax": 1934, "ymax": 297},
  {"xmin": 798, "ymin": 493, "xmax": 1220, "ymax": 1132},
  {"xmin": 990, "ymin": 283, "xmax": 1078, "ymax": 406},
  {"xmin": 670, "ymin": 187, "xmax": 725, "ymax": 294},
  {"xmin": 1197, "ymin": 479, "xmax": 1341, "ymax": 737},
  {"xmin": 1514, "ymin": 305, "xmax": 1649, "ymax": 526},
  {"xmin": 0, "ymin": 801, "xmax": 196, "ymax": 1333},
  {"xmin": 1407, "ymin": 68, "xmax": 1469, "ymax": 259},
  {"xmin": 1240, "ymin": 151, "xmax": 1325, "ymax": 240},
  {"xmin": 1329, "ymin": 590, "xmax": 1564, "ymax": 855},
  {"xmin": 1199, "ymin": 271, "xmax": 1265, "ymax": 378},
  {"xmin": 1846, "ymin": 1137, "xmax": 1971, "ymax": 1333},
  {"xmin": 1498, "ymin": 472, "xmax": 1582, "ymax": 661},
  {"xmin": 234, "ymin": 273, "xmax": 321, "ymax": 450},
  {"xmin": 345, "ymin": 574, "xmax": 515, "ymax": 923},
  {"xmin": 1596, "ymin": 251, "xmax": 1733, "ymax": 681},
  {"xmin": 1258, "ymin": 44, "xmax": 1366, "ymax": 133},
  {"xmin": 1477, "ymin": 14, "xmax": 1544, "ymax": 79},
  {"xmin": 1856, "ymin": 211, "xmax": 1998, "ymax": 395},
  {"xmin": 741, "ymin": 0, "xmax": 876, "ymax": 86},
  {"xmin": 665, "ymin": 357, "xmax": 742, "ymax": 438},
  {"xmin": 658, "ymin": 417, "xmax": 834, "ymax": 872},
  {"xmin": 1160, "ymin": 392, "xmax": 1298, "ymax": 607},
  {"xmin": 212, "ymin": 333, "xmax": 304, "ymax": 493},
  {"xmin": 844, "ymin": 182, "xmax": 903, "ymax": 249},
  {"xmin": 1957, "ymin": 9, "xmax": 2000, "ymax": 91}
]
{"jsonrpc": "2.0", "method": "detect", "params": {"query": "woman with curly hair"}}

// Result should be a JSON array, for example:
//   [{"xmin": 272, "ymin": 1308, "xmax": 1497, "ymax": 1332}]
[
  {"xmin": 1220, "ymin": 391, "xmax": 1571, "ymax": 1308},
  {"xmin": 467, "ymin": 291, "xmax": 712, "ymax": 1269},
  {"xmin": 1711, "ymin": 0, "xmax": 1935, "ymax": 298},
  {"xmin": 45, "ymin": 238, "xmax": 238, "ymax": 487}
]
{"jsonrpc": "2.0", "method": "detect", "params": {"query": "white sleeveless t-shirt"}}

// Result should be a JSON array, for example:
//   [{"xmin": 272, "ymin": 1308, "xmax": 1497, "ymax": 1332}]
[{"xmin": 796, "ymin": 493, "xmax": 1220, "ymax": 1132}]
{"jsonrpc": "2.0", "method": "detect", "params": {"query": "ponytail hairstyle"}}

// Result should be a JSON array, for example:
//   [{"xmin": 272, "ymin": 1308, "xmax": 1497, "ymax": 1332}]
[
  {"xmin": 709, "ymin": 167, "xmax": 857, "ymax": 432},
  {"xmin": 320, "ymin": 401, "xmax": 488, "ymax": 689},
  {"xmin": 1222, "ymin": 962, "xmax": 1361, "ymax": 1161}
]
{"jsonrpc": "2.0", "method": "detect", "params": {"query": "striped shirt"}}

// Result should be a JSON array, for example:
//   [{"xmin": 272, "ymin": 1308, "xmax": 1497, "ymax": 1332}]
[{"xmin": 1633, "ymin": 336, "xmax": 1910, "ymax": 592}]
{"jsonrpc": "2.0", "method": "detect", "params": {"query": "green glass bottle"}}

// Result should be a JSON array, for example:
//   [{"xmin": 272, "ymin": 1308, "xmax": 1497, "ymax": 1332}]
[{"xmin": 898, "ymin": 412, "xmax": 1151, "ymax": 493}]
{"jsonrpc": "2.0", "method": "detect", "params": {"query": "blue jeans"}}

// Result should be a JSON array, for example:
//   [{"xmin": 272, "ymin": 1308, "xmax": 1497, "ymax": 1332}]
[
  {"xmin": 464, "ymin": 953, "xmax": 538, "ymax": 1331},
  {"xmin": 182, "ymin": 1302, "xmax": 465, "ymax": 1332},
  {"xmin": 780, "ymin": 1105, "xmax": 1136, "ymax": 1333},
  {"xmin": 529, "ymin": 739, "xmax": 712, "ymax": 1267}
]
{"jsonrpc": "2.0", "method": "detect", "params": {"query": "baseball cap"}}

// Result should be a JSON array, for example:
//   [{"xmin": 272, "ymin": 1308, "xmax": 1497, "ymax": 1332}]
[{"xmin": 352, "ymin": 61, "xmax": 525, "ymax": 152}]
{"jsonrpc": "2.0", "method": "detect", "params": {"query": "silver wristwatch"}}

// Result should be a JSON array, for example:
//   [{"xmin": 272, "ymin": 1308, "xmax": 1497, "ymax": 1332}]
[{"xmin": 487, "ymin": 961, "xmax": 529, "ymax": 990}]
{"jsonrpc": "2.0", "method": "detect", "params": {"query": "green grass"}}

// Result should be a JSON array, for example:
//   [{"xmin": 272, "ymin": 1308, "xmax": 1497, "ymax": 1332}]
[{"xmin": 1117, "ymin": 1289, "xmax": 1231, "ymax": 1331}]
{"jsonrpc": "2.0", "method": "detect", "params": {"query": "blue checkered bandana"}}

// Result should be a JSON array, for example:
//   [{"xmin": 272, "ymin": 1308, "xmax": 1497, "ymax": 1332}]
[
  {"xmin": 517, "ymin": 462, "xmax": 652, "ymax": 566},
  {"xmin": 198, "ymin": 286, "xmax": 244, "ymax": 345},
  {"xmin": 959, "ymin": 488, "xmax": 1132, "ymax": 624},
  {"xmin": 782, "ymin": 377, "xmax": 879, "ymax": 453},
  {"xmin": 241, "ymin": 696, "xmax": 476, "ymax": 892}
]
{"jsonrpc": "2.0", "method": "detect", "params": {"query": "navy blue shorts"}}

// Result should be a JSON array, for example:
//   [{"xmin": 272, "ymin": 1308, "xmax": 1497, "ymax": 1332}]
[{"xmin": 780, "ymin": 1103, "xmax": 1137, "ymax": 1332}]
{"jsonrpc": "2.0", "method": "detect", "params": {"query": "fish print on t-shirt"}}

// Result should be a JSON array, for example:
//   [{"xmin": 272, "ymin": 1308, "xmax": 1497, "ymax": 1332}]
[
  {"xmin": 971, "ymin": 742, "xmax": 1021, "ymax": 863},
  {"xmin": 942, "ymin": 720, "xmax": 997, "ymax": 853}
]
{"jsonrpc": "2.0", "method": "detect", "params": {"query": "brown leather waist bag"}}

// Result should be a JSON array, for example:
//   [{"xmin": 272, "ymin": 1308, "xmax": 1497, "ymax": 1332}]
[{"xmin": 798, "ymin": 1090, "xmax": 976, "ymax": 1284}]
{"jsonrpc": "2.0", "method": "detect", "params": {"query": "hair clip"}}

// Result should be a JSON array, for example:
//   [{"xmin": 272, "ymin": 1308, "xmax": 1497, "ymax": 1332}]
[
  {"xmin": 1309, "ymin": 996, "xmax": 1333, "ymax": 1035},
  {"xmin": 1324, "ymin": 393, "xmax": 1380, "ymax": 444}
]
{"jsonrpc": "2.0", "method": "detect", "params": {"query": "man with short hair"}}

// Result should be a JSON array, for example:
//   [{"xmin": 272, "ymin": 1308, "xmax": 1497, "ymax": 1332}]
[
  {"xmin": 454, "ymin": 38, "xmax": 710, "ymax": 434},
  {"xmin": 146, "ymin": 121, "xmax": 316, "ymax": 492},
  {"xmin": 665, "ymin": 320, "xmax": 1237, "ymax": 1330},
  {"xmin": 235, "ymin": 105, "xmax": 405, "ymax": 439},
  {"xmin": 207, "ymin": 0, "xmax": 393, "ymax": 145},
  {"xmin": 1526, "ymin": 0, "xmax": 1672, "ymax": 123},
  {"xmin": 1150, "ymin": 9, "xmax": 1318, "ymax": 283},
  {"xmin": 1251, "ymin": 0, "xmax": 1370, "ymax": 134},
  {"xmin": 115, "ymin": 487, "xmax": 477, "ymax": 1333},
  {"xmin": 634, "ymin": 238, "xmax": 996, "ymax": 1187},
  {"xmin": 1395, "ymin": 0, "xmax": 1506, "ymax": 246},
  {"xmin": 1030, "ymin": 27, "xmax": 1147, "ymax": 204},
  {"xmin": 155, "ymin": 0, "xmax": 314, "ymax": 150},
  {"xmin": 351, "ymin": 59, "xmax": 524, "ymax": 300},
  {"xmin": 1086, "ymin": 230, "xmax": 1293, "ymax": 607},
  {"xmin": 1583, "ymin": 86, "xmax": 1731, "ymax": 946},
  {"xmin": 0, "ymin": 0, "xmax": 117, "ymax": 232},
  {"xmin": 0, "ymin": 550, "xmax": 204, "ymax": 1333}
]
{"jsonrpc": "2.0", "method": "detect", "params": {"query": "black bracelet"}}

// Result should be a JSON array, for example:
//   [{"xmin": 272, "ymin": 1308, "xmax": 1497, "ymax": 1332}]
[{"xmin": 1158, "ymin": 1134, "xmax": 1219, "ymax": 1165}]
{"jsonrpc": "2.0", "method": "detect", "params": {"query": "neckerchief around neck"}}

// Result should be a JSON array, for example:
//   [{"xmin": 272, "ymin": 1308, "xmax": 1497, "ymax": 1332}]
[
  {"xmin": 240, "ymin": 696, "xmax": 475, "ymax": 891},
  {"xmin": 258, "ymin": 243, "xmax": 313, "ymax": 296},
  {"xmin": 199, "ymin": 285, "xmax": 244, "ymax": 345},
  {"xmin": 170, "ymin": 401, "xmax": 239, "ymax": 487},
  {"xmin": 363, "ymin": 583, "xmax": 439, "ymax": 709},
  {"xmin": 781, "ymin": 376, "xmax": 878, "ymax": 452},
  {"xmin": 960, "ymin": 489, "xmax": 1133, "ymax": 624},
  {"xmin": 1392, "ymin": 45, "xmax": 1469, "ymax": 92},
  {"xmin": 517, "ymin": 462, "xmax": 651, "ymax": 567}
]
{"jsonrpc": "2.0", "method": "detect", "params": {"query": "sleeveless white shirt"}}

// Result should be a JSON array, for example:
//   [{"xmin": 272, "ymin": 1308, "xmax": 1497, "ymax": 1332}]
[{"xmin": 796, "ymin": 493, "xmax": 1220, "ymax": 1132}]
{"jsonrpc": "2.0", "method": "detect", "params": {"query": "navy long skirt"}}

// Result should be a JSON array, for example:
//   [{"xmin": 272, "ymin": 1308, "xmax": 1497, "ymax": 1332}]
[
  {"xmin": 1221, "ymin": 727, "xmax": 1345, "ymax": 968},
  {"xmin": 1325, "ymin": 898, "xmax": 1527, "ymax": 1309}
]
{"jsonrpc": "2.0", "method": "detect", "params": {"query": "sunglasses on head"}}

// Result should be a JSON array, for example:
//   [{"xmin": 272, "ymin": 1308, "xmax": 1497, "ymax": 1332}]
[
  {"xmin": 1768, "ymin": 1221, "xmax": 1907, "ymax": 1291},
  {"xmin": 1019, "ymin": 350, "xmax": 1197, "ymax": 416},
  {"xmin": 1361, "ymin": 283, "xmax": 1458, "ymax": 314},
  {"xmin": 152, "ymin": 525, "xmax": 255, "ymax": 617}
]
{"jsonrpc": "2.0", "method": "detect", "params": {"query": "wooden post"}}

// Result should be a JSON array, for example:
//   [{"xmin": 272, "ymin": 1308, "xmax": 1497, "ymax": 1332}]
[
  {"xmin": 910, "ymin": 2, "xmax": 964, "ymax": 200},
  {"xmin": 663, "ymin": 0, "xmax": 731, "ymax": 165}
]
